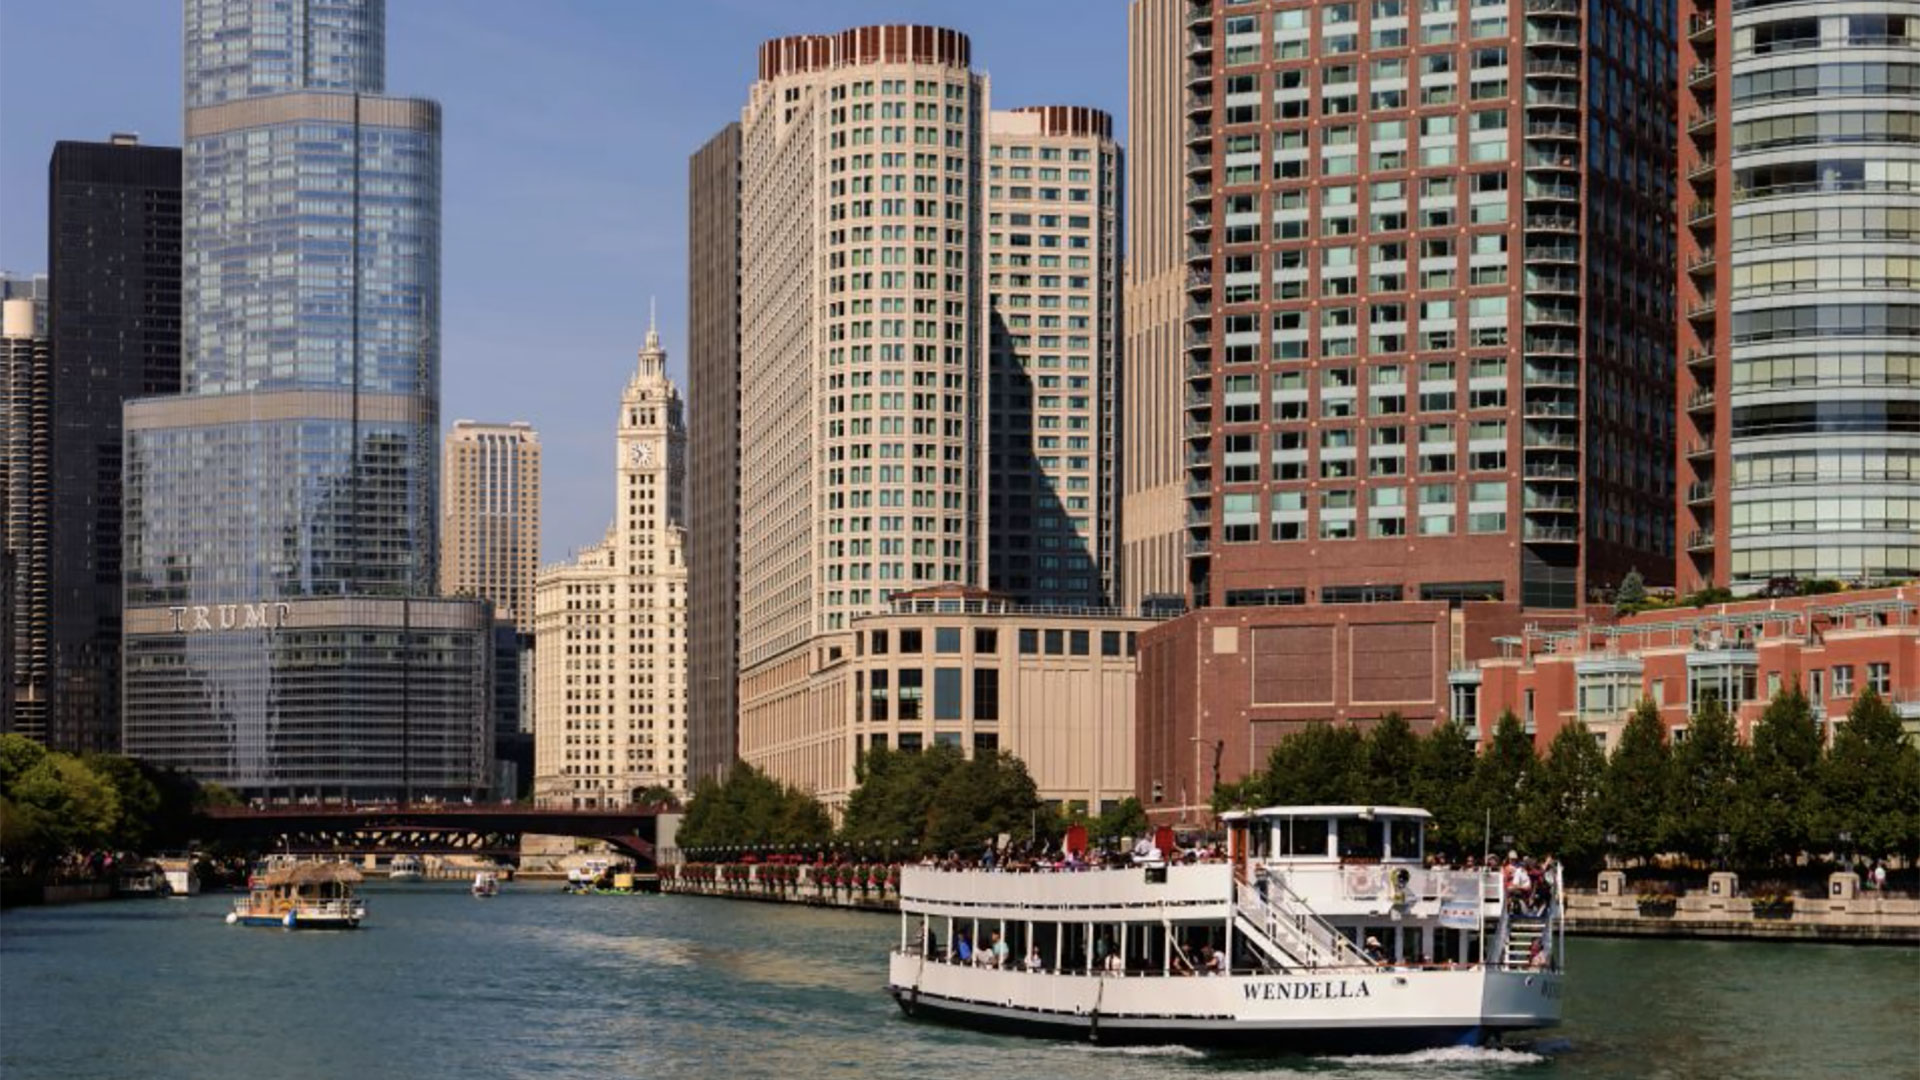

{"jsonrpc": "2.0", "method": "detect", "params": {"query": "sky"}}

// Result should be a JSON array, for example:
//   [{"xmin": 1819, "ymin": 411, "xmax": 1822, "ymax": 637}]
[{"xmin": 0, "ymin": 0, "xmax": 1129, "ymax": 562}]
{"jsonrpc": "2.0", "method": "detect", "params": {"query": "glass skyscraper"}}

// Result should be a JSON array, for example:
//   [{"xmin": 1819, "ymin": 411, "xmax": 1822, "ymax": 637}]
[{"xmin": 122, "ymin": 0, "xmax": 491, "ymax": 798}]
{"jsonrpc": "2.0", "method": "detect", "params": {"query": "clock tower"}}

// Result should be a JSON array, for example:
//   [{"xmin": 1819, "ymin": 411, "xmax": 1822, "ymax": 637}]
[{"xmin": 532, "ymin": 311, "xmax": 689, "ymax": 806}]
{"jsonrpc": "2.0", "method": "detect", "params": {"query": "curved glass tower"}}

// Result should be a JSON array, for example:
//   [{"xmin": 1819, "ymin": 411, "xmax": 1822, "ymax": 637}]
[
  {"xmin": 123, "ymin": 0, "xmax": 489, "ymax": 798},
  {"xmin": 1681, "ymin": 1, "xmax": 1920, "ymax": 588}
]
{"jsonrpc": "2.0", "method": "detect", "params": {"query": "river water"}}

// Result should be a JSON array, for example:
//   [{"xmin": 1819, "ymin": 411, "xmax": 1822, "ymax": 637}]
[{"xmin": 2, "ymin": 884, "xmax": 1914, "ymax": 1080}]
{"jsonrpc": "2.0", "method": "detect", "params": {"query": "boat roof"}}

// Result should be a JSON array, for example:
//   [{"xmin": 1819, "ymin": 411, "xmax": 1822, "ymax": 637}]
[
  {"xmin": 262, "ymin": 862, "xmax": 364, "ymax": 887},
  {"xmin": 1219, "ymin": 805, "xmax": 1433, "ymax": 821}
]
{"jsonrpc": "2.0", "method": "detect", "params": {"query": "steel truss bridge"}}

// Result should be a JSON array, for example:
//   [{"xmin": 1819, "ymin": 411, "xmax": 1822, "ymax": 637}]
[{"xmin": 201, "ymin": 804, "xmax": 663, "ymax": 866}]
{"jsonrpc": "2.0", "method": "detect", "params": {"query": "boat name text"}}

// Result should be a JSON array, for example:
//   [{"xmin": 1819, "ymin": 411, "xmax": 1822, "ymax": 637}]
[{"xmin": 1243, "ymin": 979, "xmax": 1372, "ymax": 1002}]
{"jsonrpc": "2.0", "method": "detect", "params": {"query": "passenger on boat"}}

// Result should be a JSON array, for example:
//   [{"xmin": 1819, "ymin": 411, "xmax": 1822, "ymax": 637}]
[
  {"xmin": 987, "ymin": 930, "xmax": 1009, "ymax": 968},
  {"xmin": 954, "ymin": 931, "xmax": 973, "ymax": 964},
  {"xmin": 1364, "ymin": 936, "xmax": 1390, "ymax": 967}
]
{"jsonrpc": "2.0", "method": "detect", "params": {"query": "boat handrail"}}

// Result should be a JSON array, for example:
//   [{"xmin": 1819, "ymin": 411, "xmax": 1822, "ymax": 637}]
[{"xmin": 1236, "ymin": 875, "xmax": 1369, "ymax": 970}]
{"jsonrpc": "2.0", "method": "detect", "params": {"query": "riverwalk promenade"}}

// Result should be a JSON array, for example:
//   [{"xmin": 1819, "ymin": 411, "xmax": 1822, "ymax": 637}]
[{"xmin": 659, "ymin": 862, "xmax": 1920, "ymax": 944}]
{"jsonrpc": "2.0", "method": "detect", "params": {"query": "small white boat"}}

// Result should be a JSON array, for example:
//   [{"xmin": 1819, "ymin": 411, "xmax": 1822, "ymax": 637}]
[
  {"xmin": 472, "ymin": 870, "xmax": 500, "ymax": 898},
  {"xmin": 156, "ymin": 857, "xmax": 201, "ymax": 897},
  {"xmin": 228, "ymin": 862, "xmax": 366, "ymax": 929},
  {"xmin": 888, "ymin": 805, "xmax": 1563, "ymax": 1052},
  {"xmin": 388, "ymin": 855, "xmax": 424, "ymax": 882}
]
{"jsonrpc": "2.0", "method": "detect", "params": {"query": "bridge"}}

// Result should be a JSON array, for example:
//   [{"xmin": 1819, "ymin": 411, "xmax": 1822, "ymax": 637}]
[{"xmin": 201, "ymin": 804, "xmax": 665, "ymax": 866}]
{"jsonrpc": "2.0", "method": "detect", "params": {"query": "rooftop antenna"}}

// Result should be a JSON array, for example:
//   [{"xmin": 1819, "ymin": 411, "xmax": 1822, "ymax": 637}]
[{"xmin": 645, "ymin": 296, "xmax": 659, "ymax": 351}]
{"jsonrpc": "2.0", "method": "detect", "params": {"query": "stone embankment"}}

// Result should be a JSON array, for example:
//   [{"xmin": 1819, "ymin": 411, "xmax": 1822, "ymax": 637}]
[{"xmin": 1568, "ymin": 871, "xmax": 1918, "ymax": 944}]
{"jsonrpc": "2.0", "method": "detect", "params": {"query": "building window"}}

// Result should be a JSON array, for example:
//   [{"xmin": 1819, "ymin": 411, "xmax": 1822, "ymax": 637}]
[
  {"xmin": 898, "ymin": 668, "xmax": 924, "ymax": 720},
  {"xmin": 1832, "ymin": 665, "xmax": 1854, "ymax": 697},
  {"xmin": 1070, "ymin": 630, "xmax": 1090, "ymax": 656},
  {"xmin": 870, "ymin": 630, "xmax": 888, "ymax": 655},
  {"xmin": 933, "ymin": 668, "xmax": 962, "ymax": 720},
  {"xmin": 1524, "ymin": 689, "xmax": 1536, "ymax": 731},
  {"xmin": 1019, "ymin": 628, "xmax": 1040, "ymax": 655},
  {"xmin": 973, "ymin": 732, "xmax": 999, "ymax": 755},
  {"xmin": 974, "ymin": 628, "xmax": 998, "ymax": 654},
  {"xmin": 934, "ymin": 731, "xmax": 963, "ymax": 749},
  {"xmin": 869, "ymin": 669, "xmax": 889, "ymax": 721},
  {"xmin": 1689, "ymin": 660, "xmax": 1758, "ymax": 715},
  {"xmin": 1450, "ymin": 679, "xmax": 1479, "ymax": 730},
  {"xmin": 973, "ymin": 668, "xmax": 999, "ymax": 721},
  {"xmin": 899, "ymin": 629, "xmax": 923, "ymax": 653},
  {"xmin": 1869, "ymin": 662, "xmax": 1891, "ymax": 695},
  {"xmin": 1045, "ymin": 629, "xmax": 1065, "ymax": 655},
  {"xmin": 898, "ymin": 731, "xmax": 923, "ymax": 753},
  {"xmin": 1576, "ymin": 665, "xmax": 1642, "ymax": 723},
  {"xmin": 1101, "ymin": 631, "xmax": 1122, "ymax": 657},
  {"xmin": 935, "ymin": 627, "xmax": 961, "ymax": 654}
]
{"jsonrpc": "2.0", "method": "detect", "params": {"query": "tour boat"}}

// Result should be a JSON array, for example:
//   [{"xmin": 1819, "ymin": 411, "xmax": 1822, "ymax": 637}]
[
  {"xmin": 156, "ymin": 856, "xmax": 201, "ymax": 897},
  {"xmin": 389, "ymin": 855, "xmax": 425, "ymax": 882},
  {"xmin": 472, "ymin": 870, "xmax": 500, "ymax": 898},
  {"xmin": 227, "ymin": 861, "xmax": 366, "ymax": 929},
  {"xmin": 888, "ymin": 805, "xmax": 1563, "ymax": 1052}
]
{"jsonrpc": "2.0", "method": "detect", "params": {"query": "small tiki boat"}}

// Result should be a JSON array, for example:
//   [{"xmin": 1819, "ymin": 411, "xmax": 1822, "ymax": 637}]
[{"xmin": 227, "ymin": 861, "xmax": 366, "ymax": 929}]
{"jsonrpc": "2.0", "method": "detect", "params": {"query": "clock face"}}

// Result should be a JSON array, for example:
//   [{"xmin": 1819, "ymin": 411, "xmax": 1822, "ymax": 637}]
[{"xmin": 628, "ymin": 442, "xmax": 654, "ymax": 467}]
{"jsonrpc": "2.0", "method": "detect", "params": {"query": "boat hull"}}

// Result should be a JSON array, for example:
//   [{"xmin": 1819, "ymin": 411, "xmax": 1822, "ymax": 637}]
[
  {"xmin": 890, "ymin": 987, "xmax": 1510, "ymax": 1052},
  {"xmin": 886, "ymin": 956, "xmax": 1559, "ymax": 1051},
  {"xmin": 230, "ymin": 912, "xmax": 361, "ymax": 930}
]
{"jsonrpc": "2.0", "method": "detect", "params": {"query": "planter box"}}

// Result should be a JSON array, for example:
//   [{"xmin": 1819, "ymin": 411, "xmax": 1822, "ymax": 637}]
[
  {"xmin": 1751, "ymin": 902, "xmax": 1795, "ymax": 921},
  {"xmin": 1637, "ymin": 900, "xmax": 1678, "ymax": 917}
]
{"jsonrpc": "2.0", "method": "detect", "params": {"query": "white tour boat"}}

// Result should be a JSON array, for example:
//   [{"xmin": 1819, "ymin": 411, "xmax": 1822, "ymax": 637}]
[
  {"xmin": 388, "ymin": 854, "xmax": 425, "ymax": 882},
  {"xmin": 888, "ymin": 805, "xmax": 1563, "ymax": 1052},
  {"xmin": 472, "ymin": 870, "xmax": 500, "ymax": 898}
]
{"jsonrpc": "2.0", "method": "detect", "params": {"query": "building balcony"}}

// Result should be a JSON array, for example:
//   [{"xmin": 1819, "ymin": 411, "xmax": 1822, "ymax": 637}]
[
  {"xmin": 1186, "ymin": 151, "xmax": 1213, "ymax": 175},
  {"xmin": 1186, "ymin": 181, "xmax": 1212, "ymax": 203},
  {"xmin": 1687, "ymin": 63, "xmax": 1716, "ymax": 90},
  {"xmin": 1685, "ymin": 529, "xmax": 1718, "ymax": 552},
  {"xmin": 1687, "ymin": 155, "xmax": 1718, "ymax": 182},
  {"xmin": 1525, "ymin": 119, "xmax": 1579, "ymax": 140},
  {"xmin": 1186, "ymin": 122, "xmax": 1213, "ymax": 145},
  {"xmin": 1687, "ymin": 480, "xmax": 1716, "ymax": 506},
  {"xmin": 1687, "ymin": 250, "xmax": 1717, "ymax": 276},
  {"xmin": 1186, "ymin": 300, "xmax": 1212, "ymax": 322},
  {"xmin": 1524, "ymin": 24, "xmax": 1580, "ymax": 46},
  {"xmin": 1526, "ymin": 271, "xmax": 1580, "ymax": 294},
  {"xmin": 1523, "ymin": 523, "xmax": 1580, "ymax": 543},
  {"xmin": 1186, "ymin": 447, "xmax": 1212, "ymax": 468},
  {"xmin": 1524, "ymin": 429, "xmax": 1579, "ymax": 451},
  {"xmin": 1186, "ymin": 536, "xmax": 1212, "ymax": 557},
  {"xmin": 1525, "ymin": 303, "xmax": 1580, "ymax": 326},
  {"xmin": 1186, "ymin": 62, "xmax": 1215, "ymax": 89},
  {"xmin": 1524, "ymin": 459, "xmax": 1580, "ymax": 480},
  {"xmin": 1526, "ymin": 211, "xmax": 1580, "ymax": 232},
  {"xmin": 1685, "ymin": 345, "xmax": 1716, "ymax": 372},
  {"xmin": 1686, "ymin": 439, "xmax": 1716, "ymax": 461},
  {"xmin": 1186, "ymin": 476, "xmax": 1212, "ymax": 496},
  {"xmin": 1186, "ymin": 0, "xmax": 1212, "ymax": 30},
  {"xmin": 1523, "ymin": 88, "xmax": 1581, "ymax": 110},
  {"xmin": 1686, "ymin": 386, "xmax": 1717, "ymax": 415},
  {"xmin": 1526, "ymin": 57, "xmax": 1580, "ymax": 79},
  {"xmin": 1523, "ymin": 493, "xmax": 1579, "ymax": 513},
  {"xmin": 1524, "ymin": 332, "xmax": 1579, "ymax": 355},
  {"xmin": 1524, "ymin": 243, "xmax": 1579, "ymax": 265},
  {"xmin": 1186, "ymin": 266, "xmax": 1213, "ymax": 287},
  {"xmin": 1525, "ymin": 179, "xmax": 1580, "ymax": 201},
  {"xmin": 1525, "ymin": 0, "xmax": 1579, "ymax": 14},
  {"xmin": 1187, "ymin": 354, "xmax": 1213, "ymax": 378},
  {"xmin": 1687, "ymin": 112, "xmax": 1717, "ymax": 138},
  {"xmin": 1183, "ymin": 327, "xmax": 1212, "ymax": 348},
  {"xmin": 1686, "ymin": 298, "xmax": 1716, "ymax": 323},
  {"xmin": 1184, "ymin": 417, "xmax": 1212, "ymax": 437},
  {"xmin": 1184, "ymin": 386, "xmax": 1211, "ymax": 408},
  {"xmin": 1687, "ymin": 200, "xmax": 1716, "ymax": 226},
  {"xmin": 1186, "ymin": 239, "xmax": 1212, "ymax": 262},
  {"xmin": 1523, "ymin": 397, "xmax": 1579, "ymax": 419},
  {"xmin": 1688, "ymin": 14, "xmax": 1715, "ymax": 43},
  {"xmin": 1524, "ymin": 361, "xmax": 1578, "ymax": 387},
  {"xmin": 1185, "ymin": 92, "xmax": 1213, "ymax": 116}
]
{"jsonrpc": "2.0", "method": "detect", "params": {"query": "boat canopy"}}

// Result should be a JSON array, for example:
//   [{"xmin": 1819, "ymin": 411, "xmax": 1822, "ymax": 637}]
[
  {"xmin": 261, "ymin": 862, "xmax": 364, "ymax": 888},
  {"xmin": 1220, "ymin": 805, "xmax": 1432, "ymax": 822}
]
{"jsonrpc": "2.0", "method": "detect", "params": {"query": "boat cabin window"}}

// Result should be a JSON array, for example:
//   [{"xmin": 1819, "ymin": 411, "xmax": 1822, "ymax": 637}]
[
  {"xmin": 1283, "ymin": 816, "xmax": 1330, "ymax": 857},
  {"xmin": 1247, "ymin": 822, "xmax": 1272, "ymax": 859},
  {"xmin": 1337, "ymin": 818, "xmax": 1384, "ymax": 860},
  {"xmin": 1389, "ymin": 818, "xmax": 1423, "ymax": 861}
]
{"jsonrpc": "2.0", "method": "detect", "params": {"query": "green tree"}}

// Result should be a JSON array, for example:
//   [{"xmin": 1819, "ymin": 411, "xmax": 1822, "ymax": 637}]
[
  {"xmin": 1264, "ymin": 723, "xmax": 1367, "ymax": 805},
  {"xmin": 1, "ymin": 754, "xmax": 120, "ymax": 870},
  {"xmin": 1615, "ymin": 569, "xmax": 1648, "ymax": 613},
  {"xmin": 1736, "ymin": 684, "xmax": 1822, "ymax": 866},
  {"xmin": 1474, "ymin": 711, "xmax": 1535, "ymax": 850},
  {"xmin": 1598, "ymin": 699, "xmax": 1671, "ymax": 863},
  {"xmin": 676, "ymin": 762, "xmax": 831, "ymax": 851},
  {"xmin": 1665, "ymin": 694, "xmax": 1747, "ymax": 862},
  {"xmin": 841, "ymin": 745, "xmax": 959, "ymax": 847},
  {"xmin": 1094, "ymin": 797, "xmax": 1150, "ymax": 842},
  {"xmin": 84, "ymin": 755, "xmax": 163, "ymax": 852},
  {"xmin": 1360, "ymin": 712, "xmax": 1419, "ymax": 806},
  {"xmin": 923, "ymin": 750, "xmax": 1044, "ymax": 852},
  {"xmin": 1519, "ymin": 720, "xmax": 1607, "ymax": 871},
  {"xmin": 1413, "ymin": 720, "xmax": 1479, "ymax": 856},
  {"xmin": 0, "ymin": 733, "xmax": 48, "ymax": 791},
  {"xmin": 1821, "ymin": 688, "xmax": 1920, "ymax": 861}
]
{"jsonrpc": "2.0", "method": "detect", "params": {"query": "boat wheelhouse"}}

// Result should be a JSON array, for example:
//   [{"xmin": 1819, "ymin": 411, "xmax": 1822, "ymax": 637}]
[
  {"xmin": 227, "ymin": 862, "xmax": 366, "ymax": 929},
  {"xmin": 888, "ymin": 805, "xmax": 1563, "ymax": 1052}
]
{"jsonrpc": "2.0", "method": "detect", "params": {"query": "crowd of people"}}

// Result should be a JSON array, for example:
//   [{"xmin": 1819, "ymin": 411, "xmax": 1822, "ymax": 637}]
[{"xmin": 916, "ymin": 836, "xmax": 1228, "ymax": 874}]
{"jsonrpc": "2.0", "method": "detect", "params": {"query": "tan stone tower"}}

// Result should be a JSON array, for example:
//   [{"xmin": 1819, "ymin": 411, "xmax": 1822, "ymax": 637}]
[{"xmin": 532, "ymin": 316, "xmax": 689, "ymax": 805}]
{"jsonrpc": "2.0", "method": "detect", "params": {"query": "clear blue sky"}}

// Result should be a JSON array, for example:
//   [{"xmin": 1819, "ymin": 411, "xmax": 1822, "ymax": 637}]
[{"xmin": 0, "ymin": 0, "xmax": 1128, "ymax": 561}]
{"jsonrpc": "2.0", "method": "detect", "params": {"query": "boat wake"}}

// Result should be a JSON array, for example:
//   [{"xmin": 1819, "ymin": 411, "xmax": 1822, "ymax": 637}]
[
  {"xmin": 1325, "ymin": 1045, "xmax": 1545, "ymax": 1068},
  {"xmin": 1067, "ymin": 1044, "xmax": 1209, "ymax": 1059}
]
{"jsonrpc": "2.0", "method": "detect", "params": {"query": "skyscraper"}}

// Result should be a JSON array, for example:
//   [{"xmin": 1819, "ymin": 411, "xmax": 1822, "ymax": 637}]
[
  {"xmin": 441, "ymin": 420, "xmax": 541, "ymax": 625},
  {"xmin": 2, "ymin": 295, "xmax": 51, "ymax": 740},
  {"xmin": 121, "ymin": 0, "xmax": 491, "ymax": 798},
  {"xmin": 42, "ymin": 136, "xmax": 182, "ymax": 753},
  {"xmin": 731, "ymin": 27, "xmax": 988, "ymax": 793},
  {"xmin": 532, "ymin": 326, "xmax": 689, "ymax": 806},
  {"xmin": 687, "ymin": 123, "xmax": 742, "ymax": 789},
  {"xmin": 984, "ymin": 106, "xmax": 1123, "ymax": 609},
  {"xmin": 1676, "ymin": 2, "xmax": 1920, "ymax": 591},
  {"xmin": 1175, "ymin": 0, "xmax": 1674, "ymax": 610},
  {"xmin": 1120, "ymin": 0, "xmax": 1192, "ymax": 612}
]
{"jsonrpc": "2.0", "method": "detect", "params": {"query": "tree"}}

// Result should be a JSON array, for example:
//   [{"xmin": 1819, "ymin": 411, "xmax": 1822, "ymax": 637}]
[
  {"xmin": 1736, "ymin": 684, "xmax": 1822, "ymax": 866},
  {"xmin": 1094, "ymin": 797, "xmax": 1150, "ymax": 842},
  {"xmin": 1519, "ymin": 720, "xmax": 1607, "ymax": 871},
  {"xmin": 1414, "ymin": 720, "xmax": 1479, "ymax": 856},
  {"xmin": 1615, "ymin": 569, "xmax": 1648, "ymax": 613},
  {"xmin": 1474, "ymin": 711, "xmax": 1535, "ymax": 850},
  {"xmin": 1665, "ymin": 694, "xmax": 1746, "ymax": 862},
  {"xmin": 1598, "ymin": 700, "xmax": 1671, "ymax": 863},
  {"xmin": 675, "ymin": 762, "xmax": 831, "ymax": 850},
  {"xmin": 1821, "ymin": 688, "xmax": 1920, "ymax": 861},
  {"xmin": 0, "ymin": 733, "xmax": 48, "ymax": 792},
  {"xmin": 84, "ymin": 755, "xmax": 163, "ymax": 852},
  {"xmin": 1360, "ymin": 712, "xmax": 1419, "ymax": 806},
  {"xmin": 1, "ymin": 754, "xmax": 120, "ymax": 871},
  {"xmin": 923, "ymin": 750, "xmax": 1043, "ymax": 852},
  {"xmin": 1263, "ymin": 723, "xmax": 1367, "ymax": 806},
  {"xmin": 841, "ymin": 745, "xmax": 958, "ymax": 848}
]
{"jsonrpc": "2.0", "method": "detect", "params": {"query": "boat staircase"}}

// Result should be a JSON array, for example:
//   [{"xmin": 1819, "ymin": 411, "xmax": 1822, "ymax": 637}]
[
  {"xmin": 1501, "ymin": 914, "xmax": 1549, "ymax": 968},
  {"xmin": 1233, "ymin": 877, "xmax": 1370, "ymax": 972}
]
